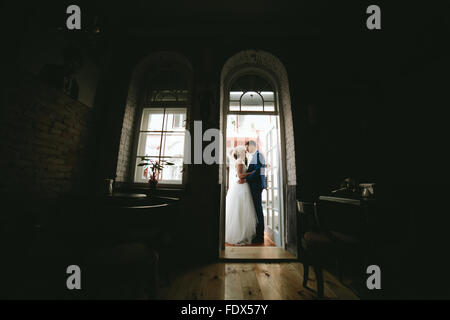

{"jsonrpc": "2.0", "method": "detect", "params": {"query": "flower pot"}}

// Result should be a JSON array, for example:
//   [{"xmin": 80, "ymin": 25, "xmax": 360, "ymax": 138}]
[{"xmin": 148, "ymin": 180, "xmax": 158, "ymax": 196}]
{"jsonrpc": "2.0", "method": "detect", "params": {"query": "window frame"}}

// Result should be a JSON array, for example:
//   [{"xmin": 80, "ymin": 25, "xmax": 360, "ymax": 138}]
[
  {"xmin": 227, "ymin": 73, "xmax": 279, "ymax": 116},
  {"xmin": 131, "ymin": 101, "xmax": 189, "ymax": 187},
  {"xmin": 229, "ymin": 90, "xmax": 276, "ymax": 113}
]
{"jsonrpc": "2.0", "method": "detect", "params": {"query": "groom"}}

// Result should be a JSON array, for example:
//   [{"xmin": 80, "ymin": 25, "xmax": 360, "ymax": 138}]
[{"xmin": 244, "ymin": 140, "xmax": 266, "ymax": 244}]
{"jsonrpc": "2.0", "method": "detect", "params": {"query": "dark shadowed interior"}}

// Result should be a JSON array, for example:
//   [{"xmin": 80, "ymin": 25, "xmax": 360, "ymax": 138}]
[{"xmin": 1, "ymin": 0, "xmax": 450, "ymax": 300}]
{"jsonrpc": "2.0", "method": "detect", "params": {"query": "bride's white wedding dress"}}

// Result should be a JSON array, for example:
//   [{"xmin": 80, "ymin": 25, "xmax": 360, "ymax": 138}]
[{"xmin": 225, "ymin": 158, "xmax": 258, "ymax": 245}]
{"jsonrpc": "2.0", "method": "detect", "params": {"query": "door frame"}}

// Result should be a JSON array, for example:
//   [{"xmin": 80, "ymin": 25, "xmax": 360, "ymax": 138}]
[{"xmin": 219, "ymin": 66, "xmax": 289, "ymax": 255}]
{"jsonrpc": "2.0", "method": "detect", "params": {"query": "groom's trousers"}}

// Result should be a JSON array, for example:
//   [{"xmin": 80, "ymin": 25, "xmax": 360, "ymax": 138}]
[{"xmin": 250, "ymin": 184, "xmax": 265, "ymax": 241}]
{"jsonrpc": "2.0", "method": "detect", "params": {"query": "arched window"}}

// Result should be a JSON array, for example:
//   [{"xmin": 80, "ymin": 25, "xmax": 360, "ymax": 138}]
[
  {"xmin": 115, "ymin": 53, "xmax": 192, "ymax": 185},
  {"xmin": 133, "ymin": 68, "xmax": 190, "ymax": 185},
  {"xmin": 229, "ymin": 74, "xmax": 276, "ymax": 112}
]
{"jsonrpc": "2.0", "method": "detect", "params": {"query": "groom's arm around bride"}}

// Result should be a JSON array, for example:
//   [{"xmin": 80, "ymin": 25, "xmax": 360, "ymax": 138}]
[{"xmin": 246, "ymin": 151, "xmax": 266, "ymax": 189}]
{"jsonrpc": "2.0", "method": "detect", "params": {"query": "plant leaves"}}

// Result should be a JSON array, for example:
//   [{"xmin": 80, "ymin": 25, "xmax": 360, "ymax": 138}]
[{"xmin": 137, "ymin": 162, "xmax": 150, "ymax": 166}]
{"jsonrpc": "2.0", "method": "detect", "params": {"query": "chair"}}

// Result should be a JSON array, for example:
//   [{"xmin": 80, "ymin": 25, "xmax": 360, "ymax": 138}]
[
  {"xmin": 297, "ymin": 201, "xmax": 330, "ymax": 298},
  {"xmin": 316, "ymin": 199, "xmax": 370, "ymax": 291},
  {"xmin": 298, "ymin": 199, "xmax": 369, "ymax": 298}
]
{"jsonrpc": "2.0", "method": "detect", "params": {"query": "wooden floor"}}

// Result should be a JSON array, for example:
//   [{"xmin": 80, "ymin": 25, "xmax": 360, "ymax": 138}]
[
  {"xmin": 220, "ymin": 247, "xmax": 297, "ymax": 260},
  {"xmin": 159, "ymin": 262, "xmax": 358, "ymax": 300}
]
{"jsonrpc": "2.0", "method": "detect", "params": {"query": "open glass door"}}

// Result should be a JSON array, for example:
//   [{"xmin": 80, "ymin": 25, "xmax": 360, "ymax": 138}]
[{"xmin": 263, "ymin": 120, "xmax": 282, "ymax": 246}]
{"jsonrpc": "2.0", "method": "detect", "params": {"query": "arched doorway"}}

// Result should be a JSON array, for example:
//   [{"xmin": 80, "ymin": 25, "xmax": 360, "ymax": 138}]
[{"xmin": 219, "ymin": 50, "xmax": 297, "ymax": 259}]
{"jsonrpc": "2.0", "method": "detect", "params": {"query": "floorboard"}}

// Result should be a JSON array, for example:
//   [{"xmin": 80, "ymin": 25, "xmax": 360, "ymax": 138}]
[{"xmin": 159, "ymin": 262, "xmax": 358, "ymax": 300}]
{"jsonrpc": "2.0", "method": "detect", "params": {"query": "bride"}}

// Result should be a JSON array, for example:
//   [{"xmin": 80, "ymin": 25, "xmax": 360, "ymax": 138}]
[{"xmin": 225, "ymin": 145, "xmax": 258, "ymax": 245}]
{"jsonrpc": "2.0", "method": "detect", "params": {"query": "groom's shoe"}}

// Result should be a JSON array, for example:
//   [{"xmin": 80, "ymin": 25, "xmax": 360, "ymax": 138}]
[{"xmin": 252, "ymin": 237, "xmax": 264, "ymax": 244}]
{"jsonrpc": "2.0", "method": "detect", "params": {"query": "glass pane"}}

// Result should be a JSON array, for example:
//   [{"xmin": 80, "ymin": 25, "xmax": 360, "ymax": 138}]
[
  {"xmin": 137, "ymin": 133, "xmax": 162, "ymax": 157},
  {"xmin": 241, "ymin": 105, "xmax": 263, "ymax": 112},
  {"xmin": 272, "ymin": 148, "xmax": 278, "ymax": 169},
  {"xmin": 267, "ymin": 208, "xmax": 272, "ymax": 227},
  {"xmin": 161, "ymin": 132, "xmax": 185, "ymax": 157},
  {"xmin": 145, "ymin": 109, "xmax": 165, "ymax": 131},
  {"xmin": 160, "ymin": 157, "xmax": 183, "ymax": 182},
  {"xmin": 270, "ymin": 130, "xmax": 277, "ymax": 150},
  {"xmin": 229, "ymin": 101, "xmax": 240, "ymax": 111},
  {"xmin": 164, "ymin": 108, "xmax": 186, "ymax": 131},
  {"xmin": 274, "ymin": 209, "xmax": 279, "ymax": 231},
  {"xmin": 230, "ymin": 91, "xmax": 243, "ymax": 101},
  {"xmin": 241, "ymin": 91, "xmax": 263, "ymax": 111},
  {"xmin": 273, "ymin": 171, "xmax": 279, "ymax": 189},
  {"xmin": 273, "ymin": 189, "xmax": 279, "ymax": 209},
  {"xmin": 260, "ymin": 91, "xmax": 274, "ymax": 101},
  {"xmin": 264, "ymin": 101, "xmax": 275, "ymax": 112}
]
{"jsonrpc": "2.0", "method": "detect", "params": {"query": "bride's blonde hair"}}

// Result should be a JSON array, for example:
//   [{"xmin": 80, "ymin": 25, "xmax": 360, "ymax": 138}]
[{"xmin": 232, "ymin": 145, "xmax": 246, "ymax": 160}]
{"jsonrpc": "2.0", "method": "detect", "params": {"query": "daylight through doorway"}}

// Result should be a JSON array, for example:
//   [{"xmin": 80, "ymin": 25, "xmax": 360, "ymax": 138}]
[{"xmin": 225, "ymin": 114, "xmax": 283, "ymax": 247}]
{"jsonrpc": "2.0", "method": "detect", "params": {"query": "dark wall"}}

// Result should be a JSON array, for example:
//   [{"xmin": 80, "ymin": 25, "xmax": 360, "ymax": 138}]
[
  {"xmin": 0, "ymin": 73, "xmax": 93, "ymax": 199},
  {"xmin": 0, "ymin": 71, "xmax": 95, "ymax": 298},
  {"xmin": 8, "ymin": 1, "xmax": 102, "ymax": 108}
]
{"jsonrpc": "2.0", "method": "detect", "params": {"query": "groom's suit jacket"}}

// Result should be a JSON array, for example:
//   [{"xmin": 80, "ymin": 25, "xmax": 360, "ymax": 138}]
[{"xmin": 246, "ymin": 150, "xmax": 266, "ymax": 190}]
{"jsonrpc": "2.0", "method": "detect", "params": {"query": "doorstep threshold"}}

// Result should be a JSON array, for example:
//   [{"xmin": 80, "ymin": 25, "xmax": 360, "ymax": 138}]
[{"xmin": 220, "ymin": 247, "xmax": 297, "ymax": 261}]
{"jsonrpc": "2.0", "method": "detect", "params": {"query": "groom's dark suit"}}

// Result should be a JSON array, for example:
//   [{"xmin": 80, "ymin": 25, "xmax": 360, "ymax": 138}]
[{"xmin": 246, "ymin": 150, "xmax": 266, "ymax": 242}]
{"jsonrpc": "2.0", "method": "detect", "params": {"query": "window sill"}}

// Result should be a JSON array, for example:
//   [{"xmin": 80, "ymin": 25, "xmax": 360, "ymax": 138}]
[
  {"xmin": 133, "ymin": 183, "xmax": 185, "ymax": 194},
  {"xmin": 115, "ymin": 182, "xmax": 186, "ymax": 198},
  {"xmin": 131, "ymin": 183, "xmax": 185, "ymax": 190}
]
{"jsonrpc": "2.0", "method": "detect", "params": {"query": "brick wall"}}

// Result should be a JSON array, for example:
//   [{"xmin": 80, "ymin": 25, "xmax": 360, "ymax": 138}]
[
  {"xmin": 115, "ymin": 80, "xmax": 138, "ymax": 183},
  {"xmin": 0, "ymin": 72, "xmax": 93, "ymax": 199}
]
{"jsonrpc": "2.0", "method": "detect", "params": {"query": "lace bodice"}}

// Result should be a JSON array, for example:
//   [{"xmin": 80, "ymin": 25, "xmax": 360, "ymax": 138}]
[{"xmin": 234, "ymin": 159, "xmax": 247, "ymax": 177}]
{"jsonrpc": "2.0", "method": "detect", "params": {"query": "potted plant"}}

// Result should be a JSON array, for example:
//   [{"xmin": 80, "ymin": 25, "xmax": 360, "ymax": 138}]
[{"xmin": 137, "ymin": 157, "xmax": 175, "ymax": 195}]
